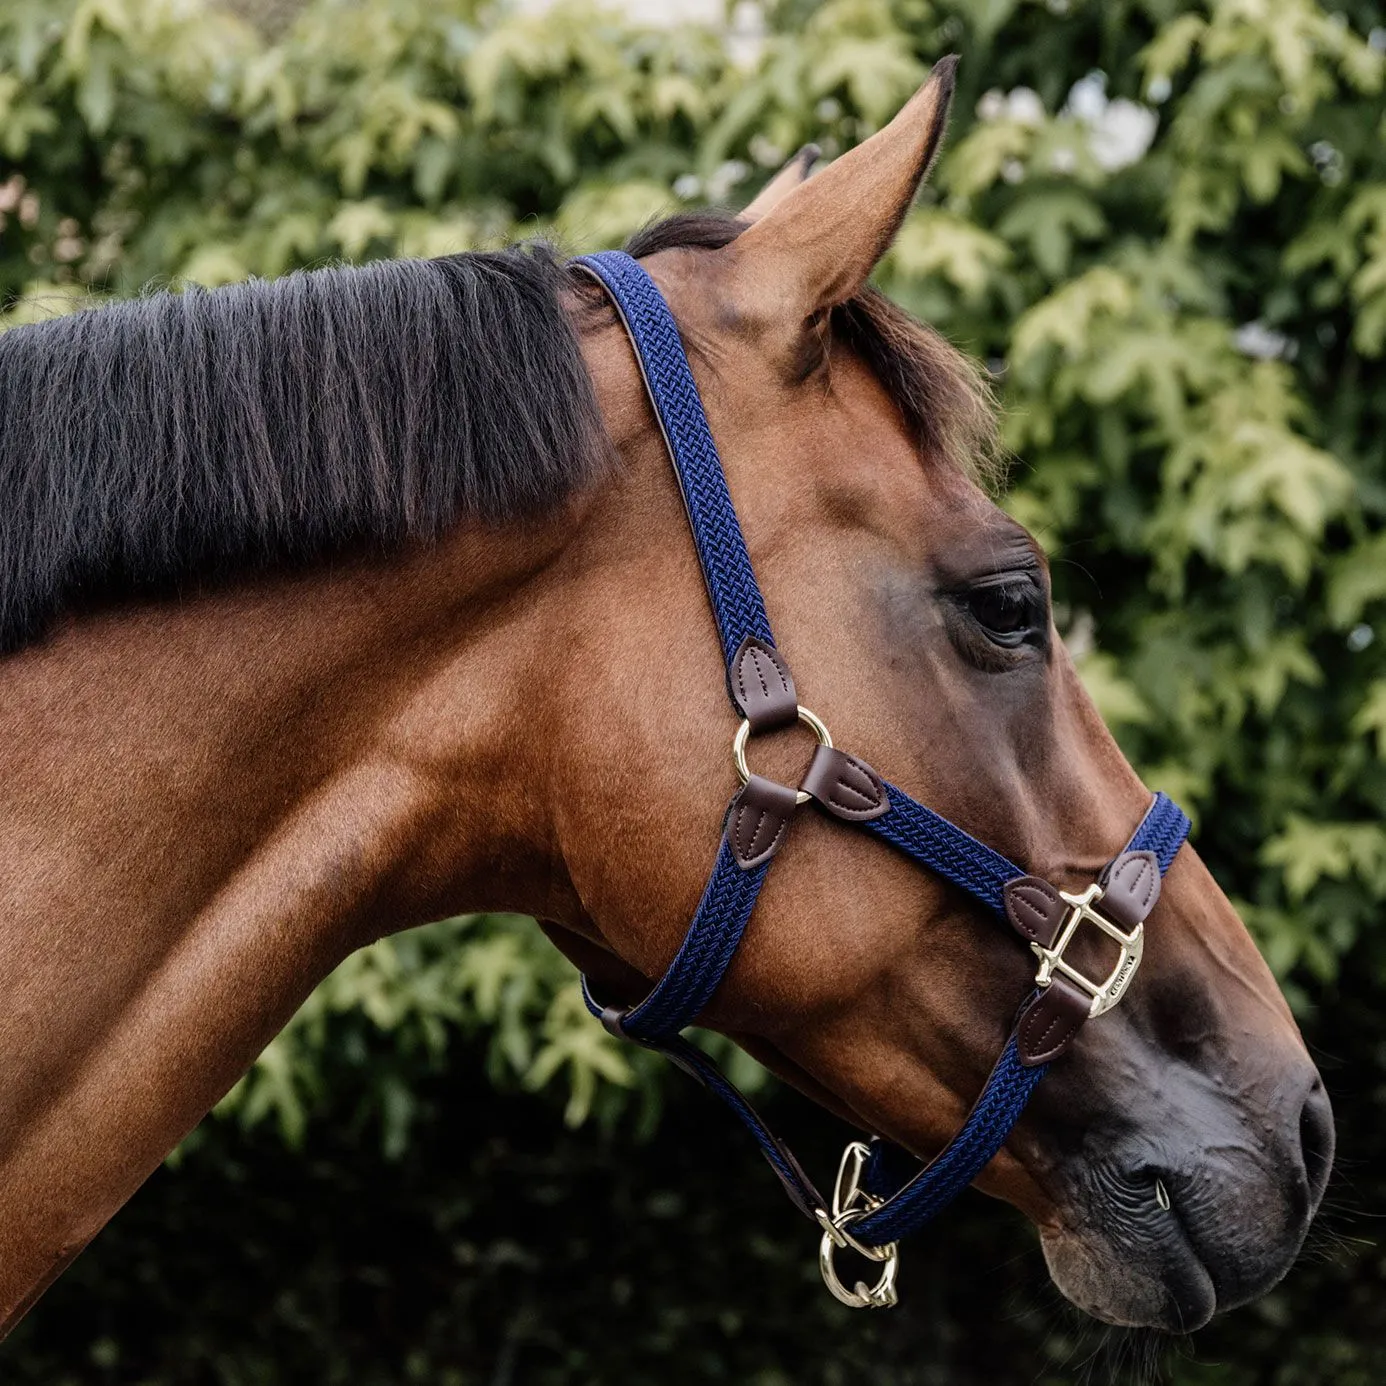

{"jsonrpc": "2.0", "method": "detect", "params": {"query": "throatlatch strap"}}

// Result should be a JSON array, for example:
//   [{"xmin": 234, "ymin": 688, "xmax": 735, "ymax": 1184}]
[{"xmin": 572, "ymin": 248, "xmax": 1193, "ymax": 1254}]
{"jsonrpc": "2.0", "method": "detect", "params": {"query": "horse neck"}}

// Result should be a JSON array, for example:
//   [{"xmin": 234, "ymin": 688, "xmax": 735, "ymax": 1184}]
[{"xmin": 0, "ymin": 500, "xmax": 601, "ymax": 1325}]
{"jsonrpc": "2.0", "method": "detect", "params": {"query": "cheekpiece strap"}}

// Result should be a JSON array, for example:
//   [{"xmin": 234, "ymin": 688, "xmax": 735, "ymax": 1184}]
[{"xmin": 574, "ymin": 251, "xmax": 774, "ymax": 667}]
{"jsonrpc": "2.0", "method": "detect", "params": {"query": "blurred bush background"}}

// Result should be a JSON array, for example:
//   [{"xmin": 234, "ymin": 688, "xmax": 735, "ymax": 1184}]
[{"xmin": 2, "ymin": 0, "xmax": 1385, "ymax": 1380}]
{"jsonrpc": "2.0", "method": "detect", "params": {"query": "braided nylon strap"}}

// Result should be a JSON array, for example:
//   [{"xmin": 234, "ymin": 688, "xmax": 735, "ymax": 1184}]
[
  {"xmin": 1127, "ymin": 792, "xmax": 1191, "ymax": 873},
  {"xmin": 571, "ymin": 248, "xmax": 1194, "ymax": 1257},
  {"xmin": 581, "ymin": 842, "xmax": 768, "ymax": 1040},
  {"xmin": 866, "ymin": 784, "xmax": 1024, "ymax": 918},
  {"xmin": 575, "ymin": 251, "xmax": 773, "ymax": 666},
  {"xmin": 852, "ymin": 1036, "xmax": 1047, "ymax": 1243},
  {"xmin": 865, "ymin": 788, "xmax": 1190, "ymax": 923},
  {"xmin": 839, "ymin": 794, "xmax": 1189, "ymax": 1245}
]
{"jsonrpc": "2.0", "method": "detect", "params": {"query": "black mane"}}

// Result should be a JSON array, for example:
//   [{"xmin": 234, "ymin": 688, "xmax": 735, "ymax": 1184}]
[
  {"xmin": 0, "ymin": 215, "xmax": 993, "ymax": 653},
  {"xmin": 0, "ymin": 247, "xmax": 606, "ymax": 651}
]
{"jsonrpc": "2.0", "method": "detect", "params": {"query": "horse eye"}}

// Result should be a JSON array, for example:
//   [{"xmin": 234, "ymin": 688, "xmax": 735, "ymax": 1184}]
[{"xmin": 962, "ymin": 580, "xmax": 1043, "ymax": 646}]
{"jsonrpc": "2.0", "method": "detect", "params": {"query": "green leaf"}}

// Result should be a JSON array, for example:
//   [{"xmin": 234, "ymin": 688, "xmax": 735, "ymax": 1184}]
[
  {"xmin": 1263, "ymin": 817, "xmax": 1386, "ymax": 902},
  {"xmin": 995, "ymin": 189, "xmax": 1106, "ymax": 280},
  {"xmin": 884, "ymin": 208, "xmax": 1009, "ymax": 298},
  {"xmin": 1351, "ymin": 680, "xmax": 1386, "ymax": 758},
  {"xmin": 1327, "ymin": 532, "xmax": 1386, "ymax": 628}
]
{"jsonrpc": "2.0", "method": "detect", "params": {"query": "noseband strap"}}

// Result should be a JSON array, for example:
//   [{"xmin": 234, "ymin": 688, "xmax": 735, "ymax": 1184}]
[{"xmin": 574, "ymin": 250, "xmax": 1190, "ymax": 1304}]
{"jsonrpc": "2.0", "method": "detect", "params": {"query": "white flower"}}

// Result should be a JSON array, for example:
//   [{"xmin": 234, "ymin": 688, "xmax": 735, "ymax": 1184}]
[
  {"xmin": 727, "ymin": 0, "xmax": 764, "ymax": 68},
  {"xmin": 1006, "ymin": 87, "xmax": 1045, "ymax": 127},
  {"xmin": 1066, "ymin": 72, "xmax": 1108, "ymax": 124},
  {"xmin": 748, "ymin": 134, "xmax": 784, "ymax": 168},
  {"xmin": 706, "ymin": 160, "xmax": 749, "ymax": 202},
  {"xmin": 976, "ymin": 89, "xmax": 1005, "ymax": 122},
  {"xmin": 1234, "ymin": 321, "xmax": 1294, "ymax": 361},
  {"xmin": 1088, "ymin": 99, "xmax": 1158, "ymax": 170},
  {"xmin": 978, "ymin": 87, "xmax": 1046, "ymax": 126},
  {"xmin": 1063, "ymin": 72, "xmax": 1157, "ymax": 172}
]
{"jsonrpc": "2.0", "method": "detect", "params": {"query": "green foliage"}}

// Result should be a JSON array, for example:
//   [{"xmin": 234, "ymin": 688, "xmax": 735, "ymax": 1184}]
[
  {"xmin": 3, "ymin": 0, "xmax": 1385, "ymax": 1381},
  {"xmin": 202, "ymin": 911, "xmax": 767, "ymax": 1155},
  {"xmin": 210, "ymin": 915, "xmax": 638, "ymax": 1153}
]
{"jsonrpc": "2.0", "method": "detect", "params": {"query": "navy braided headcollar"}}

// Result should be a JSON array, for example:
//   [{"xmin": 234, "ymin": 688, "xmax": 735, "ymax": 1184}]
[{"xmin": 574, "ymin": 249, "xmax": 1190, "ymax": 1308}]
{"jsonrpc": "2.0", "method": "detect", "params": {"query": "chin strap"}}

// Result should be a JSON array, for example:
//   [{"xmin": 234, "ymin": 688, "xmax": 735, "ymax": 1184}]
[{"xmin": 573, "ymin": 248, "xmax": 1191, "ymax": 1308}]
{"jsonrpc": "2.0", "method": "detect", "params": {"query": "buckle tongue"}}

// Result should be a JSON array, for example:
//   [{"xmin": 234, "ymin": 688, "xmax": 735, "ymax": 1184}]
[{"xmin": 1031, "ymin": 883, "xmax": 1143, "ymax": 1018}]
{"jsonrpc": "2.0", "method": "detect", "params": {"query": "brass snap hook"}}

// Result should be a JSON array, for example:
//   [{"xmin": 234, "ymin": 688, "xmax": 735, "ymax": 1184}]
[{"xmin": 815, "ymin": 1141, "xmax": 900, "ymax": 1309}]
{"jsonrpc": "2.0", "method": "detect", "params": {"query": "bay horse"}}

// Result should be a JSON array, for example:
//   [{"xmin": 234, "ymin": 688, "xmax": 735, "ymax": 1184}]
[{"xmin": 0, "ymin": 61, "xmax": 1332, "ymax": 1335}]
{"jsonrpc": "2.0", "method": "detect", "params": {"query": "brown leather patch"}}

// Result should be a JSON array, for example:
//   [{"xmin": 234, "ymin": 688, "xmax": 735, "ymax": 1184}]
[
  {"xmin": 1099, "ymin": 850, "xmax": 1160, "ymax": 930},
  {"xmin": 729, "ymin": 637, "xmax": 798, "ymax": 733},
  {"xmin": 799, "ymin": 744, "xmax": 888, "ymax": 821},
  {"xmin": 1004, "ymin": 875, "xmax": 1067, "ymax": 948},
  {"xmin": 726, "ymin": 774, "xmax": 799, "ymax": 869},
  {"xmin": 1017, "ymin": 974, "xmax": 1090, "ymax": 1065}
]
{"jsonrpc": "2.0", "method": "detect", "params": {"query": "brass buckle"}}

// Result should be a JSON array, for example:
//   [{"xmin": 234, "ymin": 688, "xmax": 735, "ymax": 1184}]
[
  {"xmin": 731, "ymin": 704, "xmax": 832, "ymax": 807},
  {"xmin": 814, "ymin": 1141, "xmax": 899, "ymax": 1309},
  {"xmin": 1031, "ymin": 883, "xmax": 1143, "ymax": 1018}
]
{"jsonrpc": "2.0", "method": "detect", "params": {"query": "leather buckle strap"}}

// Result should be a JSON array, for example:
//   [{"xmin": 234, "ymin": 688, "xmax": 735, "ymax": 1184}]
[
  {"xmin": 731, "ymin": 703, "xmax": 833, "ymax": 808},
  {"xmin": 598, "ymin": 1005, "xmax": 633, "ymax": 1040},
  {"xmin": 1005, "ymin": 849, "xmax": 1161, "ymax": 1064},
  {"xmin": 800, "ymin": 744, "xmax": 888, "ymax": 822},
  {"xmin": 726, "ymin": 775, "xmax": 799, "ymax": 869},
  {"xmin": 725, "ymin": 636, "xmax": 889, "ymax": 869},
  {"xmin": 729, "ymin": 637, "xmax": 798, "ymax": 732},
  {"xmin": 727, "ymin": 690, "xmax": 829, "ymax": 869},
  {"xmin": 1033, "ymin": 884, "xmax": 1145, "ymax": 1018}
]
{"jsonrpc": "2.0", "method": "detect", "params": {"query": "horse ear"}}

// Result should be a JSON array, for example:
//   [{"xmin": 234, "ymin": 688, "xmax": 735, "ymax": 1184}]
[
  {"xmin": 741, "ymin": 144, "xmax": 820, "ymax": 222},
  {"xmin": 728, "ymin": 57, "xmax": 957, "ymax": 320}
]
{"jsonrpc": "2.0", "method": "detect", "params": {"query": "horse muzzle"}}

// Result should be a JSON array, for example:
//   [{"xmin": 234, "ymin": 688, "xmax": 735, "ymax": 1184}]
[{"xmin": 1035, "ymin": 1057, "xmax": 1334, "ymax": 1330}]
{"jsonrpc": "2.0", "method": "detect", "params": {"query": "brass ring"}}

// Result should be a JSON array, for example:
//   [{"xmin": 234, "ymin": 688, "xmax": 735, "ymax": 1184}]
[
  {"xmin": 815, "ymin": 1139, "xmax": 900, "ymax": 1309},
  {"xmin": 818, "ymin": 1213, "xmax": 900, "ymax": 1309},
  {"xmin": 731, "ymin": 705, "xmax": 833, "ymax": 807}
]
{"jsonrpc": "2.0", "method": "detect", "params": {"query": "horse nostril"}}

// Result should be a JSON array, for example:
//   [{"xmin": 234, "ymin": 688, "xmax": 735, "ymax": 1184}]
[{"xmin": 1297, "ymin": 1079, "xmax": 1335, "ymax": 1215}]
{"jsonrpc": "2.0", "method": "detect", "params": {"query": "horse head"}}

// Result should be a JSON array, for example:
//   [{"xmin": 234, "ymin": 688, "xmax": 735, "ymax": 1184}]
[{"xmin": 543, "ymin": 63, "xmax": 1332, "ymax": 1330}]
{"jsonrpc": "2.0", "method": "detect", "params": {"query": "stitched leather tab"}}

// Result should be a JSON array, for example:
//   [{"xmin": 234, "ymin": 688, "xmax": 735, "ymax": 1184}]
[
  {"xmin": 1017, "ymin": 975, "xmax": 1090, "ymax": 1065},
  {"xmin": 1004, "ymin": 875, "xmax": 1067, "ymax": 948},
  {"xmin": 726, "ymin": 774, "xmax": 799, "ymax": 869},
  {"xmin": 800, "ymin": 744, "xmax": 889, "ymax": 821},
  {"xmin": 728, "ymin": 637, "xmax": 798, "ymax": 733},
  {"xmin": 1099, "ymin": 850, "xmax": 1160, "ymax": 930}
]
